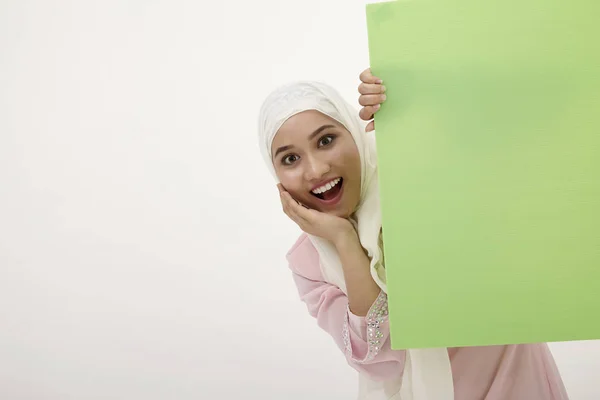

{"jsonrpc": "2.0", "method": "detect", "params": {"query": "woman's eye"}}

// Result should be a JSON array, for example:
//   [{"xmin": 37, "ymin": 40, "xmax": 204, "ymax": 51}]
[
  {"xmin": 282, "ymin": 154, "xmax": 299, "ymax": 165},
  {"xmin": 318, "ymin": 135, "xmax": 335, "ymax": 147}
]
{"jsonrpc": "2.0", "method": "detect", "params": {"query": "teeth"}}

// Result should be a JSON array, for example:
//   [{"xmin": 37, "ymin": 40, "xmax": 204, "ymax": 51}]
[{"xmin": 312, "ymin": 178, "xmax": 341, "ymax": 195}]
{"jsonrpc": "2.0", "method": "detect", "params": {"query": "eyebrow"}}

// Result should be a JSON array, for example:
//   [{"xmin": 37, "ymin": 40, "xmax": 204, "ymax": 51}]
[{"xmin": 273, "ymin": 124, "xmax": 336, "ymax": 159}]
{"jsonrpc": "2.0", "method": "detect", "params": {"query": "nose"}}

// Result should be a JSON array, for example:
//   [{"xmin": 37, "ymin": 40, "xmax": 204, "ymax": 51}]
[{"xmin": 304, "ymin": 155, "xmax": 331, "ymax": 182}]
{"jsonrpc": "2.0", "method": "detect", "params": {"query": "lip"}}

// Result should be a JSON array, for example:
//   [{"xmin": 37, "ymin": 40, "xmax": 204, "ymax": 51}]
[
  {"xmin": 311, "ymin": 178, "xmax": 344, "ymax": 207},
  {"xmin": 310, "ymin": 177, "xmax": 342, "ymax": 192}
]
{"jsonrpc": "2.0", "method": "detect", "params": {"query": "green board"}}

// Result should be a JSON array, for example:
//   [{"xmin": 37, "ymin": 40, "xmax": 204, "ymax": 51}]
[{"xmin": 366, "ymin": 0, "xmax": 600, "ymax": 350}]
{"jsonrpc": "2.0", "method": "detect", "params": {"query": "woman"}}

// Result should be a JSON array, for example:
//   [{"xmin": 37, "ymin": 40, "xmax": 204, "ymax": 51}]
[{"xmin": 257, "ymin": 69, "xmax": 569, "ymax": 400}]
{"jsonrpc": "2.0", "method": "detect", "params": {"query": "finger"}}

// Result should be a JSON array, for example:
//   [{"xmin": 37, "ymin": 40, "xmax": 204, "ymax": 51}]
[
  {"xmin": 277, "ymin": 186, "xmax": 313, "ymax": 223},
  {"xmin": 286, "ymin": 195, "xmax": 319, "ymax": 232},
  {"xmin": 281, "ymin": 191, "xmax": 309, "ymax": 226},
  {"xmin": 359, "ymin": 68, "xmax": 383, "ymax": 85},
  {"xmin": 285, "ymin": 193, "xmax": 310, "ymax": 218},
  {"xmin": 359, "ymin": 105, "xmax": 380, "ymax": 121},
  {"xmin": 359, "ymin": 93, "xmax": 387, "ymax": 107},
  {"xmin": 279, "ymin": 191, "xmax": 292, "ymax": 217},
  {"xmin": 278, "ymin": 186, "xmax": 295, "ymax": 216},
  {"xmin": 358, "ymin": 82, "xmax": 386, "ymax": 95},
  {"xmin": 287, "ymin": 195, "xmax": 314, "ymax": 223},
  {"xmin": 278, "ymin": 185, "xmax": 293, "ymax": 216},
  {"xmin": 281, "ymin": 195, "xmax": 304, "ymax": 229},
  {"xmin": 366, "ymin": 121, "xmax": 375, "ymax": 132}
]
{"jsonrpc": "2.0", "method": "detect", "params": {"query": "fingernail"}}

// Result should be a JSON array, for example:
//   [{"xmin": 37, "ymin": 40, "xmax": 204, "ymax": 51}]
[
  {"xmin": 382, "ymin": 94, "xmax": 387, "ymax": 101},
  {"xmin": 377, "ymin": 79, "xmax": 383, "ymax": 84},
  {"xmin": 381, "ymin": 85, "xmax": 387, "ymax": 93},
  {"xmin": 374, "ymin": 104, "xmax": 381, "ymax": 110}
]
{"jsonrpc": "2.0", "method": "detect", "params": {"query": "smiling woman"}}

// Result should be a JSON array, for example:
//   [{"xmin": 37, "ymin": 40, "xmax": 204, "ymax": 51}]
[
  {"xmin": 256, "ymin": 80, "xmax": 407, "ymax": 398},
  {"xmin": 271, "ymin": 111, "xmax": 361, "ymax": 218},
  {"xmin": 256, "ymin": 77, "xmax": 569, "ymax": 400}
]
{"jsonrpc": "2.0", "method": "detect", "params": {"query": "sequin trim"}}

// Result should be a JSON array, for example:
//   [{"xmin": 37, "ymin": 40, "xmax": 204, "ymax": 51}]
[
  {"xmin": 342, "ymin": 315, "xmax": 352, "ymax": 358},
  {"xmin": 342, "ymin": 291, "xmax": 389, "ymax": 363}
]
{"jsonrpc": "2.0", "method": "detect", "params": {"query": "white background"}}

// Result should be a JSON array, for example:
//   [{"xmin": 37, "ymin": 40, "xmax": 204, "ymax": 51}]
[{"xmin": 0, "ymin": 1, "xmax": 598, "ymax": 399}]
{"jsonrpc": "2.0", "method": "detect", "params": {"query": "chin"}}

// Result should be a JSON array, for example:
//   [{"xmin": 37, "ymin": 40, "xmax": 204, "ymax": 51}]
[
  {"xmin": 311, "ymin": 196, "xmax": 357, "ymax": 219},
  {"xmin": 326, "ymin": 206, "xmax": 353, "ymax": 219}
]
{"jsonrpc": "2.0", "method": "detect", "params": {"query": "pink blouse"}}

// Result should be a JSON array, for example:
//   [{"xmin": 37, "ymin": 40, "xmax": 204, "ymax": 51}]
[{"xmin": 286, "ymin": 233, "xmax": 569, "ymax": 399}]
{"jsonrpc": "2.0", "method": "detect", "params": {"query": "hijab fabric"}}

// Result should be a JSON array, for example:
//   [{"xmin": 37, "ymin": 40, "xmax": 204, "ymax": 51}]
[{"xmin": 258, "ymin": 81, "xmax": 454, "ymax": 400}]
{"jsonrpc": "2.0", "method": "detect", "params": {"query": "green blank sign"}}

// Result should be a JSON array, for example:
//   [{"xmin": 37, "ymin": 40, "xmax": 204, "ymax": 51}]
[{"xmin": 366, "ymin": 0, "xmax": 600, "ymax": 350}]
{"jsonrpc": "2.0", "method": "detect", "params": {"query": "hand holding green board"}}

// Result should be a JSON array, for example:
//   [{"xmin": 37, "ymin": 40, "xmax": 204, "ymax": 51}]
[{"xmin": 366, "ymin": 0, "xmax": 600, "ymax": 350}]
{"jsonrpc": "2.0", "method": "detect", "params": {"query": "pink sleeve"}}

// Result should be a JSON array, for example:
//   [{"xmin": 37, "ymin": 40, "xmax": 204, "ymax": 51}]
[{"xmin": 291, "ymin": 272, "xmax": 405, "ymax": 381}]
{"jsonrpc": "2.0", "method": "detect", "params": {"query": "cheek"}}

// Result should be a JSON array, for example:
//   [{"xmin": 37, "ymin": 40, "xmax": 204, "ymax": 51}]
[
  {"xmin": 275, "ymin": 167, "xmax": 318, "ymax": 206},
  {"xmin": 276, "ymin": 168, "xmax": 304, "ymax": 194},
  {"xmin": 342, "ymin": 151, "xmax": 362, "ymax": 198},
  {"xmin": 337, "ymin": 147, "xmax": 361, "ymax": 178}
]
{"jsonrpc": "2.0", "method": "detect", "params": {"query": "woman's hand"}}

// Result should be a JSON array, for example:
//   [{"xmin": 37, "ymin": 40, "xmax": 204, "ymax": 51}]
[
  {"xmin": 278, "ymin": 184, "xmax": 356, "ymax": 246},
  {"xmin": 358, "ymin": 68, "xmax": 386, "ymax": 132},
  {"xmin": 279, "ymin": 184, "xmax": 381, "ymax": 317}
]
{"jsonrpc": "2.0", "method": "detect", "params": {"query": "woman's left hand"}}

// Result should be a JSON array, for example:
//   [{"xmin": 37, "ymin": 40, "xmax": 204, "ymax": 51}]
[
  {"xmin": 278, "ymin": 184, "xmax": 355, "ymax": 246},
  {"xmin": 358, "ymin": 68, "xmax": 386, "ymax": 132}
]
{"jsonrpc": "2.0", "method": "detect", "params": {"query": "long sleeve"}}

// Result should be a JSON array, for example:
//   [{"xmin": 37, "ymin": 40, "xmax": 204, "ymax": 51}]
[{"xmin": 291, "ymin": 271, "xmax": 405, "ymax": 381}]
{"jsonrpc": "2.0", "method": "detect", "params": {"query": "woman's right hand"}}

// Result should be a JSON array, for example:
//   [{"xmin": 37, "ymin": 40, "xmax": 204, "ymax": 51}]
[
  {"xmin": 358, "ymin": 68, "xmax": 386, "ymax": 132},
  {"xmin": 277, "ymin": 184, "xmax": 355, "ymax": 247}
]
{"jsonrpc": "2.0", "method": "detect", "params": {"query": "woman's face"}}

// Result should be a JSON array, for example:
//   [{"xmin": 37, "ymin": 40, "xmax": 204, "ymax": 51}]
[{"xmin": 271, "ymin": 110, "xmax": 361, "ymax": 219}]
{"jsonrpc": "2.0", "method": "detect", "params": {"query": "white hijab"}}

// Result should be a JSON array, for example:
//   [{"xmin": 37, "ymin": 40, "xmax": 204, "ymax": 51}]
[{"xmin": 258, "ymin": 81, "xmax": 454, "ymax": 400}]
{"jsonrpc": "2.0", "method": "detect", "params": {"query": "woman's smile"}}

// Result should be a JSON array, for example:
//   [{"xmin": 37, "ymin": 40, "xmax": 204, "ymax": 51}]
[{"xmin": 310, "ymin": 177, "xmax": 344, "ymax": 205}]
